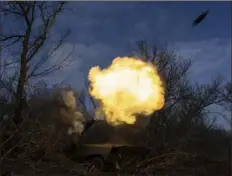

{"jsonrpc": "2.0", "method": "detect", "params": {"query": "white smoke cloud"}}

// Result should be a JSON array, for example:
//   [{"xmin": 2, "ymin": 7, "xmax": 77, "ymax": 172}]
[
  {"xmin": 52, "ymin": 88, "xmax": 85, "ymax": 135},
  {"xmin": 28, "ymin": 88, "xmax": 86, "ymax": 137}
]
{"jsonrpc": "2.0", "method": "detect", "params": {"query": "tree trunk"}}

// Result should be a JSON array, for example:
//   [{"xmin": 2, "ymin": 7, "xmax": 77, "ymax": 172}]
[{"xmin": 14, "ymin": 28, "xmax": 30, "ymax": 125}]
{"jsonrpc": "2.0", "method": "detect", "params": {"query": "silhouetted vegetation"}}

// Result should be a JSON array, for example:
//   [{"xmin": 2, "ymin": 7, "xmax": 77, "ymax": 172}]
[{"xmin": 0, "ymin": 2, "xmax": 230, "ymax": 176}]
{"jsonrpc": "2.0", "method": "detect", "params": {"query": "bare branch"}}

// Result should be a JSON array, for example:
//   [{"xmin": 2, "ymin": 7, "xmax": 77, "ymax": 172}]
[
  {"xmin": 15, "ymin": 2, "xmax": 31, "ymax": 26},
  {"xmin": 0, "ymin": 34, "xmax": 25, "ymax": 42},
  {"xmin": 27, "ymin": 44, "xmax": 73, "ymax": 79},
  {"xmin": 0, "ymin": 2, "xmax": 69, "ymax": 125},
  {"xmin": 1, "ymin": 2, "xmax": 24, "ymax": 16}
]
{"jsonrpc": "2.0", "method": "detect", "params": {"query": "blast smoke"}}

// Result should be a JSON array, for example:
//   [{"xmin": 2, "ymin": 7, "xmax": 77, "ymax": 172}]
[
  {"xmin": 52, "ymin": 88, "xmax": 85, "ymax": 135},
  {"xmin": 27, "ymin": 88, "xmax": 85, "ymax": 137}
]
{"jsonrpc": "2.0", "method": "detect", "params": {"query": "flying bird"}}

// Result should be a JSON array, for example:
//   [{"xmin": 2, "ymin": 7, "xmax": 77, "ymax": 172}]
[{"xmin": 192, "ymin": 10, "xmax": 209, "ymax": 27}]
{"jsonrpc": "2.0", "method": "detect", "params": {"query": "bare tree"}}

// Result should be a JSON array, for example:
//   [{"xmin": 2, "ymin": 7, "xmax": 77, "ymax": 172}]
[
  {"xmin": 135, "ymin": 41, "xmax": 224, "ymax": 151},
  {"xmin": 0, "ymin": 2, "xmax": 71, "ymax": 124},
  {"xmin": 219, "ymin": 81, "xmax": 232, "ymax": 175},
  {"xmin": 119, "ymin": 40, "xmax": 230, "ymax": 175},
  {"xmin": 219, "ymin": 82, "xmax": 232, "ymax": 110}
]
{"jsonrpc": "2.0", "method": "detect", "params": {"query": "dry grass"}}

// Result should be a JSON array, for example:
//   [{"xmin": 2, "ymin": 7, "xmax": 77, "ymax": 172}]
[{"xmin": 0, "ymin": 109, "xmax": 229, "ymax": 176}]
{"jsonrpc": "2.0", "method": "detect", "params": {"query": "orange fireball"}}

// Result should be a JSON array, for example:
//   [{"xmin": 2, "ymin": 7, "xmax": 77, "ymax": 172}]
[{"xmin": 88, "ymin": 57, "xmax": 165, "ymax": 125}]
